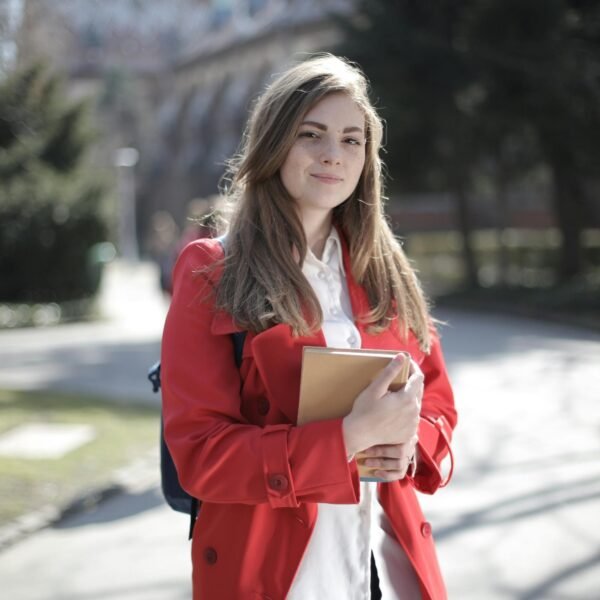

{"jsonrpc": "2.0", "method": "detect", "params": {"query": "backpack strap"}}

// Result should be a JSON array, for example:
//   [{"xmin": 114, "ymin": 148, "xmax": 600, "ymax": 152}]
[
  {"xmin": 148, "ymin": 361, "xmax": 161, "ymax": 393},
  {"xmin": 188, "ymin": 498, "xmax": 199, "ymax": 540}
]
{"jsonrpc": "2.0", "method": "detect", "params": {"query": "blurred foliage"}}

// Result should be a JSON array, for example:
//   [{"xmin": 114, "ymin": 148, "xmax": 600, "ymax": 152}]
[
  {"xmin": 0, "ymin": 63, "xmax": 109, "ymax": 302},
  {"xmin": 337, "ymin": 0, "xmax": 600, "ymax": 284},
  {"xmin": 405, "ymin": 227, "xmax": 600, "ymax": 326}
]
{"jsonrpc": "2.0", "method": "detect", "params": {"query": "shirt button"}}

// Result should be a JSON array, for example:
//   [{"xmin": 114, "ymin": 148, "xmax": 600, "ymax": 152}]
[
  {"xmin": 257, "ymin": 397, "xmax": 270, "ymax": 416},
  {"xmin": 421, "ymin": 521, "xmax": 432, "ymax": 537},
  {"xmin": 347, "ymin": 335, "xmax": 358, "ymax": 346},
  {"xmin": 204, "ymin": 547, "xmax": 218, "ymax": 565},
  {"xmin": 268, "ymin": 474, "xmax": 289, "ymax": 491},
  {"xmin": 318, "ymin": 270, "xmax": 326, "ymax": 279},
  {"xmin": 330, "ymin": 307, "xmax": 339, "ymax": 316}
]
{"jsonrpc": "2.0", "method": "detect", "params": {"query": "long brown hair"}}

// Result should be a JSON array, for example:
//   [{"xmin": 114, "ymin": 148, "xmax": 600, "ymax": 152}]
[{"xmin": 214, "ymin": 54, "xmax": 432, "ymax": 351}]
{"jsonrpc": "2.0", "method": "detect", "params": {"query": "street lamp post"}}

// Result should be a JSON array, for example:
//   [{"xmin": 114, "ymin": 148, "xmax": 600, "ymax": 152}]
[{"xmin": 114, "ymin": 147, "xmax": 139, "ymax": 262}]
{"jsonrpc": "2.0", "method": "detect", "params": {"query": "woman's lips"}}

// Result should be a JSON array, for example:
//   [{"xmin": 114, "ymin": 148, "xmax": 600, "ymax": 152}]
[{"xmin": 310, "ymin": 174, "xmax": 343, "ymax": 184}]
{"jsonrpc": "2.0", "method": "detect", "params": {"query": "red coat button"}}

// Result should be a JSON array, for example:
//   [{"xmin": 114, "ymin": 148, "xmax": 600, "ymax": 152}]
[
  {"xmin": 268, "ymin": 474, "xmax": 288, "ymax": 491},
  {"xmin": 204, "ymin": 547, "xmax": 218, "ymax": 565},
  {"xmin": 421, "ymin": 521, "xmax": 432, "ymax": 537},
  {"xmin": 257, "ymin": 398, "xmax": 270, "ymax": 416}
]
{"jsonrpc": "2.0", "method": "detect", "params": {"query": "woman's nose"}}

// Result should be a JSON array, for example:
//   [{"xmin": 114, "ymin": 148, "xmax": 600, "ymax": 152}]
[{"xmin": 319, "ymin": 140, "xmax": 342, "ymax": 165}]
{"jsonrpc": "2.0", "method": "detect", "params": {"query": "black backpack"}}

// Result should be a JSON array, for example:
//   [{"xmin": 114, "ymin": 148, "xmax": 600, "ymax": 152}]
[{"xmin": 148, "ymin": 331, "xmax": 246, "ymax": 539}]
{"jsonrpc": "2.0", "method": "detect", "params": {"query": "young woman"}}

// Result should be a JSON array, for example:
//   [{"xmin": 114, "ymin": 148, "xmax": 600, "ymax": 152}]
[{"xmin": 161, "ymin": 54, "xmax": 457, "ymax": 600}]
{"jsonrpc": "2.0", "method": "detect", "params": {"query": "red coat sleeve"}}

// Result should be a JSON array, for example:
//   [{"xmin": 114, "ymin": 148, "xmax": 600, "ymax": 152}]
[
  {"xmin": 408, "ymin": 330, "xmax": 457, "ymax": 494},
  {"xmin": 161, "ymin": 240, "xmax": 360, "ymax": 508}
]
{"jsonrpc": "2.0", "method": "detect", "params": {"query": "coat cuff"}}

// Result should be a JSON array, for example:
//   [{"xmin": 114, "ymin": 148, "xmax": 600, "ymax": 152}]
[
  {"xmin": 261, "ymin": 425, "xmax": 299, "ymax": 508},
  {"xmin": 260, "ymin": 419, "xmax": 360, "ymax": 507}
]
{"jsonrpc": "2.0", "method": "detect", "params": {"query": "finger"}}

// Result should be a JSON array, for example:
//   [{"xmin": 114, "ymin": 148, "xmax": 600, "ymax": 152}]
[
  {"xmin": 362, "ymin": 444, "xmax": 403, "ymax": 459},
  {"xmin": 363, "ymin": 457, "xmax": 410, "ymax": 471},
  {"xmin": 404, "ymin": 373, "xmax": 425, "ymax": 409},
  {"xmin": 406, "ymin": 439, "xmax": 418, "ymax": 456},
  {"xmin": 409, "ymin": 359, "xmax": 423, "ymax": 378},
  {"xmin": 368, "ymin": 353, "xmax": 410, "ymax": 398},
  {"xmin": 405, "ymin": 370, "xmax": 424, "ymax": 392},
  {"xmin": 363, "ymin": 445, "xmax": 413, "ymax": 462}
]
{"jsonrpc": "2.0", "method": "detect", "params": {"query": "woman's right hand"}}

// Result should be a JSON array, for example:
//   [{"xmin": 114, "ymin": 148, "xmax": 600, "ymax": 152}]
[{"xmin": 342, "ymin": 354, "xmax": 423, "ymax": 457}]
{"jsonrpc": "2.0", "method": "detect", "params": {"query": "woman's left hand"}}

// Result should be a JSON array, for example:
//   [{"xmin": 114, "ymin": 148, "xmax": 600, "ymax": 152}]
[
  {"xmin": 359, "ymin": 436, "xmax": 418, "ymax": 481},
  {"xmin": 357, "ymin": 358, "xmax": 422, "ymax": 481}
]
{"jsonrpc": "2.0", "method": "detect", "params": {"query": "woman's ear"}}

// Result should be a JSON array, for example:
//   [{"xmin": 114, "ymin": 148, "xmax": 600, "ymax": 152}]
[{"xmin": 291, "ymin": 245, "xmax": 301, "ymax": 264}]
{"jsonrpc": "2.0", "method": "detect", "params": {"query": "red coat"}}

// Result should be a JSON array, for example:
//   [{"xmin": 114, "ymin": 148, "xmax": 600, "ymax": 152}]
[{"xmin": 161, "ymin": 236, "xmax": 457, "ymax": 600}]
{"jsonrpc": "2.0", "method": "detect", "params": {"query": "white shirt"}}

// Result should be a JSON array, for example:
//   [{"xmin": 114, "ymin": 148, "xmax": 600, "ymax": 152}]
[{"xmin": 287, "ymin": 228, "xmax": 421, "ymax": 600}]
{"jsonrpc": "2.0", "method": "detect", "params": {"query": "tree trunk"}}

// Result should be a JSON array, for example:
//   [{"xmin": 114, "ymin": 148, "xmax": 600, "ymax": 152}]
[
  {"xmin": 549, "ymin": 164, "xmax": 585, "ymax": 282},
  {"xmin": 455, "ymin": 184, "xmax": 479, "ymax": 289},
  {"xmin": 539, "ymin": 131, "xmax": 586, "ymax": 283},
  {"xmin": 494, "ymin": 169, "xmax": 510, "ymax": 286}
]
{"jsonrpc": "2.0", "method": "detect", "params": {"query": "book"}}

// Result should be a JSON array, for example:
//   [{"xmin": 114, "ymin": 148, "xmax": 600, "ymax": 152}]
[{"xmin": 297, "ymin": 347, "xmax": 411, "ymax": 481}]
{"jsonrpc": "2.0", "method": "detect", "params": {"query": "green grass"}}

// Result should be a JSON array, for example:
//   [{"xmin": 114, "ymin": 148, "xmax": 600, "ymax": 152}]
[{"xmin": 0, "ymin": 389, "xmax": 159, "ymax": 526}]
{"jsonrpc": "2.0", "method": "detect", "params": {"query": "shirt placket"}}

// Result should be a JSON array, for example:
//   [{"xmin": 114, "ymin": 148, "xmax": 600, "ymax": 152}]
[
  {"xmin": 294, "ymin": 233, "xmax": 373, "ymax": 600},
  {"xmin": 325, "ymin": 251, "xmax": 361, "ymax": 350}
]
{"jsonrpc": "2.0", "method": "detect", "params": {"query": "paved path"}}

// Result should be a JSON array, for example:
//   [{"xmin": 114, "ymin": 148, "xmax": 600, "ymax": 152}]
[
  {"xmin": 1, "ymin": 262, "xmax": 599, "ymax": 599},
  {"xmin": 0, "ymin": 260, "xmax": 169, "ymax": 405},
  {"xmin": 420, "ymin": 311, "xmax": 600, "ymax": 599}
]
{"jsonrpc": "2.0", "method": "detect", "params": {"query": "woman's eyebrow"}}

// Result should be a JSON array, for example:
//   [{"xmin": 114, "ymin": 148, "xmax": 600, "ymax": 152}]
[{"xmin": 301, "ymin": 120, "xmax": 364, "ymax": 135}]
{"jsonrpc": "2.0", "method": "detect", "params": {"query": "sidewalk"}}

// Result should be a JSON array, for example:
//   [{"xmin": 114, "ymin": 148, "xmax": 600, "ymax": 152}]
[
  {"xmin": 0, "ymin": 259, "xmax": 169, "ymax": 405},
  {"xmin": 1, "ymin": 263, "xmax": 599, "ymax": 599},
  {"xmin": 0, "ymin": 259, "xmax": 170, "ymax": 551},
  {"xmin": 420, "ymin": 312, "xmax": 600, "ymax": 599}
]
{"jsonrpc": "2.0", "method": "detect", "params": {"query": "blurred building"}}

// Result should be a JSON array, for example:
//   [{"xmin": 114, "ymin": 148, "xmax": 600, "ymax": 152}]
[
  {"xmin": 5, "ymin": 0, "xmax": 574, "ymax": 254},
  {"xmin": 141, "ymin": 0, "xmax": 354, "ymax": 237}
]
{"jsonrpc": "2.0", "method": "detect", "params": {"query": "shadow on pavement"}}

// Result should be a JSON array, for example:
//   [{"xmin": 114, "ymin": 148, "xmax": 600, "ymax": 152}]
[
  {"xmin": 435, "ymin": 473, "xmax": 600, "ymax": 541},
  {"xmin": 54, "ymin": 487, "xmax": 165, "ymax": 529},
  {"xmin": 2, "ymin": 335, "xmax": 163, "ymax": 405},
  {"xmin": 434, "ymin": 308, "xmax": 600, "ymax": 366},
  {"xmin": 454, "ymin": 449, "xmax": 600, "ymax": 481},
  {"xmin": 498, "ymin": 549, "xmax": 600, "ymax": 600},
  {"xmin": 55, "ymin": 578, "xmax": 190, "ymax": 600}
]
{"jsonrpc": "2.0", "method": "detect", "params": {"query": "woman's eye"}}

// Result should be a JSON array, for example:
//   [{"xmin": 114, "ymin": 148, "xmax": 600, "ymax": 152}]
[
  {"xmin": 344, "ymin": 137, "xmax": 362, "ymax": 146},
  {"xmin": 299, "ymin": 131, "xmax": 319, "ymax": 139}
]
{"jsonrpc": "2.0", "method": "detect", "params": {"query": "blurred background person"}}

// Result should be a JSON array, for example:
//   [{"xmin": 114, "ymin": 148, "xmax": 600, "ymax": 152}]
[{"xmin": 148, "ymin": 210, "xmax": 180, "ymax": 295}]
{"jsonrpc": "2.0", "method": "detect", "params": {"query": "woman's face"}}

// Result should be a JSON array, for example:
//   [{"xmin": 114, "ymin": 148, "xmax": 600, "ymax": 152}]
[{"xmin": 280, "ymin": 92, "xmax": 366, "ymax": 220}]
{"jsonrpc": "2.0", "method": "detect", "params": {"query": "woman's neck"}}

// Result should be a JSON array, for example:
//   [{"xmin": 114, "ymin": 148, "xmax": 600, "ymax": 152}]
[{"xmin": 301, "ymin": 212, "xmax": 333, "ymax": 260}]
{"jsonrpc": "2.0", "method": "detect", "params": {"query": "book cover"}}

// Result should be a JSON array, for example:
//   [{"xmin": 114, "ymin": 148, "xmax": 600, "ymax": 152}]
[{"xmin": 297, "ymin": 347, "xmax": 410, "ymax": 481}]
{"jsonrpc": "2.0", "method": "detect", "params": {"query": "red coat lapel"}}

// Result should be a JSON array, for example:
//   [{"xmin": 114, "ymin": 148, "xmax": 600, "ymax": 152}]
[{"xmin": 250, "ymin": 324, "xmax": 323, "ymax": 423}]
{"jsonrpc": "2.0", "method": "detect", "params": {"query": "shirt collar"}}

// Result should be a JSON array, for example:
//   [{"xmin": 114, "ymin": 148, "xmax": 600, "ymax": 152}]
[{"xmin": 304, "ymin": 225, "xmax": 346, "ymax": 276}]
